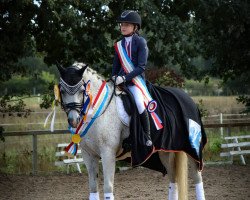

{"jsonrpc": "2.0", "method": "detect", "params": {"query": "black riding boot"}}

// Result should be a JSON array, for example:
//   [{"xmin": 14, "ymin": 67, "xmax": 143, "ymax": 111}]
[{"xmin": 140, "ymin": 110, "xmax": 153, "ymax": 146}]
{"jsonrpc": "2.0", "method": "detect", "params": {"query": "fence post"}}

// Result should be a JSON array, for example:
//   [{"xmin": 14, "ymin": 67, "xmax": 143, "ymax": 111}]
[
  {"xmin": 220, "ymin": 113, "xmax": 223, "ymax": 138},
  {"xmin": 32, "ymin": 133, "xmax": 38, "ymax": 174}
]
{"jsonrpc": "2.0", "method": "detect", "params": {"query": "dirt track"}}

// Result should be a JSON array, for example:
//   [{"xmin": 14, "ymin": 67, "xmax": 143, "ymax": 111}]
[{"xmin": 0, "ymin": 165, "xmax": 249, "ymax": 200}]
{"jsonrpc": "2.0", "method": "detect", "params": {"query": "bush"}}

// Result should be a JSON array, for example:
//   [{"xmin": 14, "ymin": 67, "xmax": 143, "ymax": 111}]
[{"xmin": 146, "ymin": 68, "xmax": 184, "ymax": 87}]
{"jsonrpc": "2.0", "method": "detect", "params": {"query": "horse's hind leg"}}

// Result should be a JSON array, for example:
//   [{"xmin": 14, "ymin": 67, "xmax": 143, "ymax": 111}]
[
  {"xmin": 189, "ymin": 158, "xmax": 205, "ymax": 200},
  {"xmin": 159, "ymin": 151, "xmax": 188, "ymax": 200},
  {"xmin": 159, "ymin": 152, "xmax": 178, "ymax": 200},
  {"xmin": 82, "ymin": 149, "xmax": 100, "ymax": 200},
  {"xmin": 101, "ymin": 149, "xmax": 116, "ymax": 200}
]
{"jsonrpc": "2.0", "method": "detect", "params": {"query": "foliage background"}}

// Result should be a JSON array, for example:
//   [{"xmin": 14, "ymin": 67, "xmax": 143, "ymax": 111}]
[
  {"xmin": 0, "ymin": 0, "xmax": 250, "ymax": 173},
  {"xmin": 0, "ymin": 0, "xmax": 249, "ymax": 109}
]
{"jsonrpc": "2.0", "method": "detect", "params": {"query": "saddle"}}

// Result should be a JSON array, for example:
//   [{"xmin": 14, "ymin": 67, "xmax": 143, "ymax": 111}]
[
  {"xmin": 115, "ymin": 86, "xmax": 137, "ymax": 158},
  {"xmin": 115, "ymin": 94, "xmax": 131, "ymax": 127}
]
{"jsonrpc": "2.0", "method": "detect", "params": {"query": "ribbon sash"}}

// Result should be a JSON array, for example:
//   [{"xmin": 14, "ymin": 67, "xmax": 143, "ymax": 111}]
[
  {"xmin": 65, "ymin": 81, "xmax": 109, "ymax": 155},
  {"xmin": 43, "ymin": 85, "xmax": 61, "ymax": 132},
  {"xmin": 44, "ymin": 81, "xmax": 110, "ymax": 156},
  {"xmin": 114, "ymin": 41, "xmax": 163, "ymax": 130}
]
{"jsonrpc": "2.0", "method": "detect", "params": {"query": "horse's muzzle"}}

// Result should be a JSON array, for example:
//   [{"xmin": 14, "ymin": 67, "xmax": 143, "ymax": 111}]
[{"xmin": 68, "ymin": 110, "xmax": 81, "ymax": 128}]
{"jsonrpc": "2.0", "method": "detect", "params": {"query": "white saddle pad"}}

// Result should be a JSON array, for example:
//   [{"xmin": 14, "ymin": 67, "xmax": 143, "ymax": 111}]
[{"xmin": 115, "ymin": 96, "xmax": 131, "ymax": 127}]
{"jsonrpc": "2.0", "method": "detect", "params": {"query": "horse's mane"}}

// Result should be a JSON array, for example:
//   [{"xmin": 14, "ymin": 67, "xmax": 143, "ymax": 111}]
[
  {"xmin": 72, "ymin": 62, "xmax": 110, "ymax": 93},
  {"xmin": 72, "ymin": 62, "xmax": 104, "ymax": 80}
]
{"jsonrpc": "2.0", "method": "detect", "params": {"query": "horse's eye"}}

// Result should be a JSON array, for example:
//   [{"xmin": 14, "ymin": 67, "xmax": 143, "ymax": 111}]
[
  {"xmin": 78, "ymin": 91, "xmax": 84, "ymax": 97},
  {"xmin": 60, "ymin": 90, "xmax": 65, "ymax": 95},
  {"xmin": 79, "ymin": 88, "xmax": 85, "ymax": 93}
]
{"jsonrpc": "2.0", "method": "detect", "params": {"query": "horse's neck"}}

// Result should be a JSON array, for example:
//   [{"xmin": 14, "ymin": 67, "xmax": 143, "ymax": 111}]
[{"xmin": 83, "ymin": 68, "xmax": 113, "ymax": 96}]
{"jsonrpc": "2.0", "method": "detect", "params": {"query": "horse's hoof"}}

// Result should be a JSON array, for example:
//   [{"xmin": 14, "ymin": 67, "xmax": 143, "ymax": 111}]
[{"xmin": 146, "ymin": 140, "xmax": 153, "ymax": 146}]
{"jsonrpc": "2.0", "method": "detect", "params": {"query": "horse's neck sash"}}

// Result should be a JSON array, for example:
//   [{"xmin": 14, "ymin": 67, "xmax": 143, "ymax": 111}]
[
  {"xmin": 114, "ymin": 41, "xmax": 163, "ymax": 130},
  {"xmin": 45, "ymin": 79, "xmax": 110, "ymax": 156},
  {"xmin": 65, "ymin": 81, "xmax": 109, "ymax": 156}
]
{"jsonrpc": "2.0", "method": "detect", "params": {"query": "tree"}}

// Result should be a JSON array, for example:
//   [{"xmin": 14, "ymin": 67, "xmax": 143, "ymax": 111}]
[
  {"xmin": 0, "ymin": 0, "xmax": 249, "ymax": 109},
  {"xmin": 1, "ymin": 0, "xmax": 250, "ymax": 141},
  {"xmin": 0, "ymin": 0, "xmax": 37, "ymax": 82},
  {"xmin": 34, "ymin": 0, "xmax": 116, "ymax": 75},
  {"xmin": 194, "ymin": 0, "xmax": 250, "ymax": 109},
  {"xmin": 194, "ymin": 0, "xmax": 249, "ymax": 81}
]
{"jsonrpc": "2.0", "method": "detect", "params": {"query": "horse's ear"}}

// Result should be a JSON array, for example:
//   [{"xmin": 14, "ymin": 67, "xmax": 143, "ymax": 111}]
[
  {"xmin": 78, "ymin": 64, "xmax": 88, "ymax": 75},
  {"xmin": 56, "ymin": 62, "xmax": 66, "ymax": 76}
]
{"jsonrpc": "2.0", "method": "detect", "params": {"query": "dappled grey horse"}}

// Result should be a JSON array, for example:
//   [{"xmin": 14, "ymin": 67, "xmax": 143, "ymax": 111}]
[{"xmin": 57, "ymin": 62, "xmax": 206, "ymax": 200}]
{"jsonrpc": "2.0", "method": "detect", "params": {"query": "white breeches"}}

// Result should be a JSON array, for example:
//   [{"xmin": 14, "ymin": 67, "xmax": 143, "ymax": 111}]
[{"xmin": 128, "ymin": 85, "xmax": 145, "ymax": 114}]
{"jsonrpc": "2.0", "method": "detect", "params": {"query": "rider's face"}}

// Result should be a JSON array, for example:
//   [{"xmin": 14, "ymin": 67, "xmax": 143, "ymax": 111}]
[{"xmin": 120, "ymin": 23, "xmax": 134, "ymax": 35}]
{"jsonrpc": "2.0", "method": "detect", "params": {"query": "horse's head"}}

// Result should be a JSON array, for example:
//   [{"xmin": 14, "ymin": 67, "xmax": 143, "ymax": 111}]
[{"xmin": 57, "ymin": 63, "xmax": 88, "ymax": 128}]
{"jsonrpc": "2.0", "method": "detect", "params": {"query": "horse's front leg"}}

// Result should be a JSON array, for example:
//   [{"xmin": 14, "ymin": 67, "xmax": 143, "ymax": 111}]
[
  {"xmin": 101, "ymin": 148, "xmax": 116, "ymax": 200},
  {"xmin": 82, "ymin": 149, "xmax": 100, "ymax": 200},
  {"xmin": 189, "ymin": 158, "xmax": 205, "ymax": 200}
]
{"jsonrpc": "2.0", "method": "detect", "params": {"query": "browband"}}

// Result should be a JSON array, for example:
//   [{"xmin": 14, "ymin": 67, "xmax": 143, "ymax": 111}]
[{"xmin": 59, "ymin": 78, "xmax": 83, "ymax": 95}]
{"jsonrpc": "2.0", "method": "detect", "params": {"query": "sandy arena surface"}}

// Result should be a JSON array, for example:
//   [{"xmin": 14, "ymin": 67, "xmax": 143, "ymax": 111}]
[{"xmin": 0, "ymin": 165, "xmax": 250, "ymax": 200}]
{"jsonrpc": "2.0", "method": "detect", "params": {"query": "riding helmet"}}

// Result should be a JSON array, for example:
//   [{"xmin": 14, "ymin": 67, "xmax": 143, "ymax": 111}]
[{"xmin": 117, "ymin": 10, "xmax": 142, "ymax": 30}]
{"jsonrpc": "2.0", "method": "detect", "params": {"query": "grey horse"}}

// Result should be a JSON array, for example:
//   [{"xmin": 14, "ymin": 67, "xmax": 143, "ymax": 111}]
[{"xmin": 57, "ymin": 62, "xmax": 206, "ymax": 200}]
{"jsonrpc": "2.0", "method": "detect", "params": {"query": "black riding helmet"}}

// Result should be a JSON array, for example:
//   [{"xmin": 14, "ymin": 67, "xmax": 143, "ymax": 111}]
[{"xmin": 117, "ymin": 10, "xmax": 141, "ymax": 30}]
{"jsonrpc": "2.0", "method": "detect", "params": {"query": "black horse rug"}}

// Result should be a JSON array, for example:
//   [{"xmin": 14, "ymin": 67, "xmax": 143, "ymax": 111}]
[{"xmin": 121, "ymin": 82, "xmax": 207, "ymax": 174}]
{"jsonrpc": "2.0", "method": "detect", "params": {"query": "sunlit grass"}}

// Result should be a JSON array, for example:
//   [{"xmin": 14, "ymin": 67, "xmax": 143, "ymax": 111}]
[{"xmin": 192, "ymin": 96, "xmax": 245, "ymax": 115}]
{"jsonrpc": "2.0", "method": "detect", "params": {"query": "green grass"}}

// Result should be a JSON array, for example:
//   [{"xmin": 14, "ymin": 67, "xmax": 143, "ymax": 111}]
[
  {"xmin": 1, "ymin": 110, "xmax": 67, "ymax": 132},
  {"xmin": 0, "ymin": 134, "xmax": 89, "ymax": 174},
  {"xmin": 203, "ymin": 129, "xmax": 250, "ymax": 163},
  {"xmin": 0, "ymin": 147, "xmax": 88, "ymax": 174}
]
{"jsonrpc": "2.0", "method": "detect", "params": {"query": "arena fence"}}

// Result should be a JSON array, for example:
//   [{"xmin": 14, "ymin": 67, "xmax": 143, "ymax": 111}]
[{"xmin": 1, "ymin": 122, "xmax": 250, "ymax": 174}]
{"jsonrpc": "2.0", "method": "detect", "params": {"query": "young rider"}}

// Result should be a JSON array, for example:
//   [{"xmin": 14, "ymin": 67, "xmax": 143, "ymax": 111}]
[{"xmin": 112, "ymin": 10, "xmax": 152, "ymax": 146}]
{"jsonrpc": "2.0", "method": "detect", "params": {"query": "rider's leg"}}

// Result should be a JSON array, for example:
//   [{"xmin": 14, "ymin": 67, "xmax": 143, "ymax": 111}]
[
  {"xmin": 128, "ymin": 85, "xmax": 152, "ymax": 146},
  {"xmin": 140, "ymin": 109, "xmax": 152, "ymax": 146}
]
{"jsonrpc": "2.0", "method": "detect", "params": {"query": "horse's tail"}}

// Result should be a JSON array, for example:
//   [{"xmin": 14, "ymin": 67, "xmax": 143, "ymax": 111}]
[{"xmin": 175, "ymin": 151, "xmax": 188, "ymax": 200}]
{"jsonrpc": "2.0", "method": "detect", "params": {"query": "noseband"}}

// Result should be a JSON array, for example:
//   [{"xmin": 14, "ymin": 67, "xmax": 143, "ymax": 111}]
[{"xmin": 59, "ymin": 78, "xmax": 84, "ymax": 113}]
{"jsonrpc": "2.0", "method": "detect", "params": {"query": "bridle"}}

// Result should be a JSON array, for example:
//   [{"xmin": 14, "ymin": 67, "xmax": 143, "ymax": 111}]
[
  {"xmin": 59, "ymin": 77, "xmax": 85, "ymax": 114},
  {"xmin": 59, "ymin": 77, "xmax": 116, "ymax": 118}
]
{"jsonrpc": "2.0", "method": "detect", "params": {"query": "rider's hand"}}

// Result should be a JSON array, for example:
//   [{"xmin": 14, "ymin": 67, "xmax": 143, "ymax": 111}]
[{"xmin": 114, "ymin": 76, "xmax": 125, "ymax": 85}]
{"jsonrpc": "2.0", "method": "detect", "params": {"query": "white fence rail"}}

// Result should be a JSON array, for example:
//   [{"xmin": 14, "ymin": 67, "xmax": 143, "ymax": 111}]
[{"xmin": 203, "ymin": 113, "xmax": 250, "ymax": 138}]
